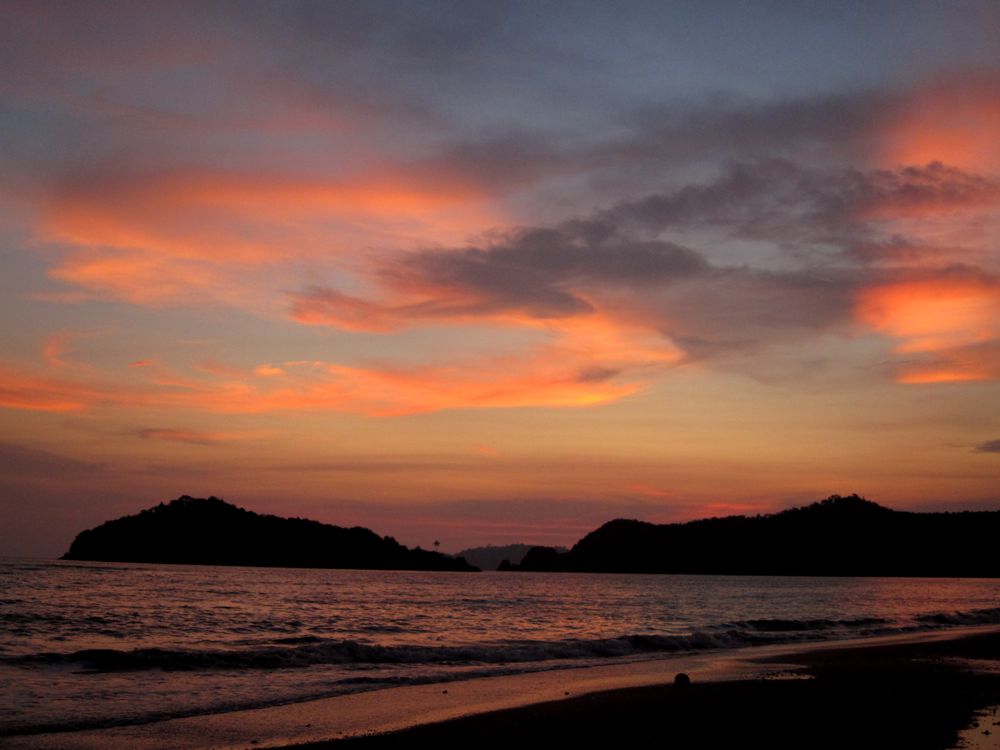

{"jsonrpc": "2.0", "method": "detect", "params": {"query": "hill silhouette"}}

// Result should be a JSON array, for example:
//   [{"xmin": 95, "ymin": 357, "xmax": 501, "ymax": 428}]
[
  {"xmin": 504, "ymin": 495, "xmax": 1000, "ymax": 576},
  {"xmin": 62, "ymin": 496, "xmax": 478, "ymax": 572},
  {"xmin": 454, "ymin": 543, "xmax": 569, "ymax": 571}
]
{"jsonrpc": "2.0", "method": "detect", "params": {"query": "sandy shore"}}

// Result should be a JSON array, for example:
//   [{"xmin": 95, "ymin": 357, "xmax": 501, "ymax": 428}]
[
  {"xmin": 6, "ymin": 626, "xmax": 1000, "ymax": 750},
  {"xmin": 304, "ymin": 627, "xmax": 1000, "ymax": 750}
]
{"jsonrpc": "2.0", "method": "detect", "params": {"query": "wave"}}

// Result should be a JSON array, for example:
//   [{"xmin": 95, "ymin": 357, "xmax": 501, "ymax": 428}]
[
  {"xmin": 728, "ymin": 616, "xmax": 889, "ymax": 632},
  {"xmin": 6, "ymin": 632, "xmax": 749, "ymax": 672},
  {"xmin": 8, "ymin": 606, "xmax": 1000, "ymax": 674},
  {"xmin": 915, "ymin": 606, "xmax": 1000, "ymax": 626}
]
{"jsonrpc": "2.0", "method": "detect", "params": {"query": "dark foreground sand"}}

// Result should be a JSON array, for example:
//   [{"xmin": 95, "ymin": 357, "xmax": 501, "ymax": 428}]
[{"xmin": 291, "ymin": 631, "xmax": 1000, "ymax": 750}]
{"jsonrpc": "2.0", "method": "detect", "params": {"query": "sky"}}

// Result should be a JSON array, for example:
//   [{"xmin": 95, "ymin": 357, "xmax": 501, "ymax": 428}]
[{"xmin": 1, "ymin": 1, "xmax": 999, "ymax": 557}]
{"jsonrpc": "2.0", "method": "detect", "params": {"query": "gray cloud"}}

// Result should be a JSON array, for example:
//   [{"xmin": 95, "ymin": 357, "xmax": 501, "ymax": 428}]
[
  {"xmin": 131, "ymin": 428, "xmax": 225, "ymax": 446},
  {"xmin": 641, "ymin": 268, "xmax": 855, "ymax": 360},
  {"xmin": 294, "ymin": 158, "xmax": 1000, "ymax": 369},
  {"xmin": 415, "ymin": 90, "xmax": 890, "ymax": 198},
  {"xmin": 268, "ymin": 459, "xmax": 477, "ymax": 473},
  {"xmin": 292, "ymin": 219, "xmax": 712, "ymax": 328},
  {"xmin": 619, "ymin": 91, "xmax": 885, "ymax": 162},
  {"xmin": 387, "ymin": 223, "xmax": 709, "ymax": 317},
  {"xmin": 610, "ymin": 160, "xmax": 998, "ymax": 258}
]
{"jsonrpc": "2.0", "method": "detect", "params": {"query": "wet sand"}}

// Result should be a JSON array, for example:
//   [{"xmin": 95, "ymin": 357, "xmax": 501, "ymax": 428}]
[
  {"xmin": 297, "ymin": 628, "xmax": 1000, "ymax": 750},
  {"xmin": 7, "ymin": 626, "xmax": 1000, "ymax": 750}
]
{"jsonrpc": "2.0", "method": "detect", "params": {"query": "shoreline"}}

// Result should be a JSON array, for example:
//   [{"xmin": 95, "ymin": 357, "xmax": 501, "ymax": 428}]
[
  {"xmin": 6, "ymin": 624, "xmax": 1000, "ymax": 750},
  {"xmin": 303, "ymin": 625, "xmax": 1000, "ymax": 750},
  {"xmin": 307, "ymin": 629, "xmax": 1000, "ymax": 750}
]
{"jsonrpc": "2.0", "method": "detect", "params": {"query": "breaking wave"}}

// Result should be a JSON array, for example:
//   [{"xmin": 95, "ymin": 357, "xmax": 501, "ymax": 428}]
[{"xmin": 10, "ymin": 607, "xmax": 1000, "ymax": 674}]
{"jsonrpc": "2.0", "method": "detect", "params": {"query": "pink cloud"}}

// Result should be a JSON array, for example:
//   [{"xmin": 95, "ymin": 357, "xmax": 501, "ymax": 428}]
[
  {"xmin": 0, "ymin": 329, "xmax": 661, "ymax": 417},
  {"xmin": 40, "ymin": 331, "xmax": 84, "ymax": 369},
  {"xmin": 40, "ymin": 166, "xmax": 502, "ymax": 306},
  {"xmin": 856, "ymin": 272, "xmax": 1000, "ymax": 383}
]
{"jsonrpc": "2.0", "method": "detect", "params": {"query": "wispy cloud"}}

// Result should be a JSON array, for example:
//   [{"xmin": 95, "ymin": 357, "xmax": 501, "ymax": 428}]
[
  {"xmin": 40, "ymin": 332, "xmax": 73, "ymax": 368},
  {"xmin": 130, "ymin": 427, "xmax": 266, "ymax": 445},
  {"xmin": 0, "ymin": 343, "xmax": 650, "ymax": 417},
  {"xmin": 41, "ymin": 167, "xmax": 498, "ymax": 305}
]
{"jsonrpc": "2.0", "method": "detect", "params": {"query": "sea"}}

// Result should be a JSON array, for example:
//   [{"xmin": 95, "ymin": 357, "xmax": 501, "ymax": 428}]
[{"xmin": 3, "ymin": 558, "xmax": 1000, "ymax": 738}]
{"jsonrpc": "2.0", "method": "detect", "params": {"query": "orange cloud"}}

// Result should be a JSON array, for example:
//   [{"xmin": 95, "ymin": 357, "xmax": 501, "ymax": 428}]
[
  {"xmin": 856, "ymin": 275, "xmax": 1000, "ymax": 383},
  {"xmin": 878, "ymin": 72, "xmax": 1000, "ymax": 173},
  {"xmin": 42, "ymin": 331, "xmax": 74, "ymax": 368},
  {"xmin": 42, "ymin": 168, "xmax": 502, "ymax": 305},
  {"xmin": 0, "ymin": 325, "xmax": 661, "ymax": 418},
  {"xmin": 286, "ymin": 261, "xmax": 688, "ymax": 416},
  {"xmin": 856, "ymin": 73, "xmax": 1000, "ymax": 385},
  {"xmin": 547, "ymin": 315, "xmax": 683, "ymax": 370},
  {"xmin": 290, "ymin": 280, "xmax": 684, "ymax": 409},
  {"xmin": 303, "ymin": 359, "xmax": 638, "ymax": 415},
  {"xmin": 47, "ymin": 169, "xmax": 491, "ymax": 257},
  {"xmin": 290, "ymin": 286, "xmax": 580, "ymax": 334},
  {"xmin": 0, "ymin": 368, "xmax": 108, "ymax": 412},
  {"xmin": 894, "ymin": 352, "xmax": 1000, "ymax": 385},
  {"xmin": 855, "ymin": 162, "xmax": 1000, "ymax": 222},
  {"xmin": 243, "ymin": 323, "xmax": 670, "ymax": 413},
  {"xmin": 50, "ymin": 251, "xmax": 229, "ymax": 305},
  {"xmin": 40, "ymin": 330, "xmax": 114, "ymax": 372},
  {"xmin": 290, "ymin": 288, "xmax": 403, "ymax": 332},
  {"xmin": 254, "ymin": 364, "xmax": 285, "ymax": 377},
  {"xmin": 857, "ymin": 276, "xmax": 1000, "ymax": 353}
]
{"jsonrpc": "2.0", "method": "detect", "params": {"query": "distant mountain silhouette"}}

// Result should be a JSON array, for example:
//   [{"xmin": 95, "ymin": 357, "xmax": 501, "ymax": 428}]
[
  {"xmin": 62, "ymin": 496, "xmax": 478, "ymax": 572},
  {"xmin": 502, "ymin": 495, "xmax": 1000, "ymax": 577},
  {"xmin": 454, "ymin": 543, "xmax": 568, "ymax": 571}
]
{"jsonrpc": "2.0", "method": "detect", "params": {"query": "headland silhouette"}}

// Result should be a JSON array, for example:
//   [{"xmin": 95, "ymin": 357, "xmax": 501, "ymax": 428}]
[{"xmin": 62, "ymin": 496, "xmax": 478, "ymax": 572}]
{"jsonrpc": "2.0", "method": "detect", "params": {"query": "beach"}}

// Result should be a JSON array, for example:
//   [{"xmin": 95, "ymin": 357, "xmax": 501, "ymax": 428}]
[
  {"xmin": 300, "ymin": 626, "xmax": 1000, "ymax": 750},
  {"xmin": 7, "ymin": 625, "xmax": 1000, "ymax": 750},
  {"xmin": 310, "ymin": 626, "xmax": 1000, "ymax": 750}
]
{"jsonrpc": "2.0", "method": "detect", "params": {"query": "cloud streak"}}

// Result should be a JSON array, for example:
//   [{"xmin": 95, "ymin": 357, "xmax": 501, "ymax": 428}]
[
  {"xmin": 131, "ymin": 427, "xmax": 265, "ymax": 445},
  {"xmin": 41, "ymin": 167, "xmax": 499, "ymax": 305},
  {"xmin": 0, "ymin": 339, "xmax": 655, "ymax": 417}
]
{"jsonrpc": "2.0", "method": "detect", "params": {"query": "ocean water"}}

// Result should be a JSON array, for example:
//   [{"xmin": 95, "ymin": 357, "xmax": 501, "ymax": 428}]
[{"xmin": 3, "ymin": 559, "xmax": 1000, "ymax": 737}]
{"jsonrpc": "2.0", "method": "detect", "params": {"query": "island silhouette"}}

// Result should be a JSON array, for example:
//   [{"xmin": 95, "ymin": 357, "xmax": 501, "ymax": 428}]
[
  {"xmin": 63, "ymin": 494, "xmax": 1000, "ymax": 576},
  {"xmin": 504, "ymin": 494, "xmax": 1000, "ymax": 576},
  {"xmin": 454, "ymin": 543, "xmax": 569, "ymax": 571},
  {"xmin": 62, "ymin": 496, "xmax": 478, "ymax": 571}
]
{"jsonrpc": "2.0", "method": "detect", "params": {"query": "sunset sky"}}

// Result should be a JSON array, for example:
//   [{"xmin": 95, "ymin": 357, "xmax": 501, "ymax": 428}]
[{"xmin": 2, "ymin": 1, "xmax": 999, "ymax": 557}]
